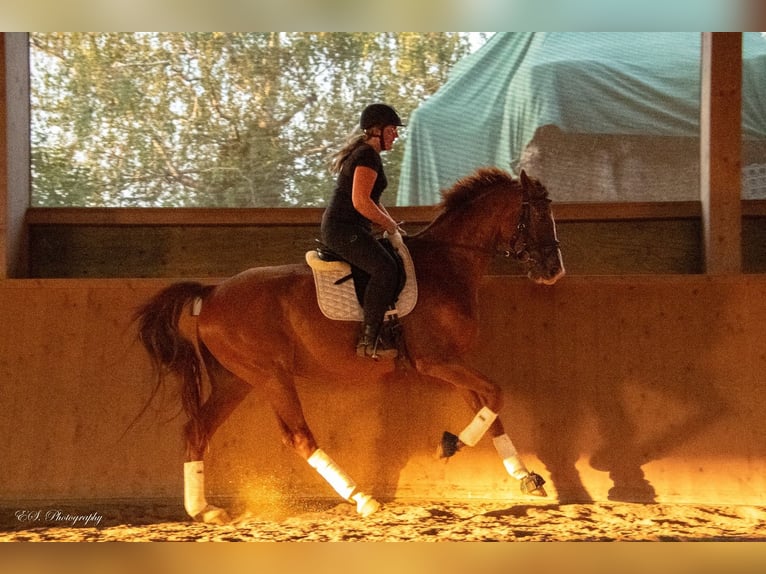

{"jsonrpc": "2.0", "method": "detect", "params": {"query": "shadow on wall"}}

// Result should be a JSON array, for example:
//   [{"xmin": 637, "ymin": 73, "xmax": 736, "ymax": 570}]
[{"xmin": 472, "ymin": 278, "xmax": 732, "ymax": 504}]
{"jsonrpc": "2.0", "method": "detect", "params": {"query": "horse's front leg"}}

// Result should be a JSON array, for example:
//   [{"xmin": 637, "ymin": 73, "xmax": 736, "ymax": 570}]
[
  {"xmin": 489, "ymin": 421, "xmax": 547, "ymax": 497},
  {"xmin": 417, "ymin": 359, "xmax": 547, "ymax": 497}
]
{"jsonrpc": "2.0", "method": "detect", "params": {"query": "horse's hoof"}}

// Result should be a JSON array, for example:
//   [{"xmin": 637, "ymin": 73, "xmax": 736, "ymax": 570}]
[
  {"xmin": 194, "ymin": 504, "xmax": 230, "ymax": 524},
  {"xmin": 437, "ymin": 431, "xmax": 461, "ymax": 458},
  {"xmin": 352, "ymin": 492, "xmax": 381, "ymax": 517},
  {"xmin": 520, "ymin": 472, "xmax": 547, "ymax": 497}
]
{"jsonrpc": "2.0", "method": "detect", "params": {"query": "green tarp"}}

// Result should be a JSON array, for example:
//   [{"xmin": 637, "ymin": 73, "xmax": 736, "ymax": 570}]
[{"xmin": 398, "ymin": 32, "xmax": 766, "ymax": 205}]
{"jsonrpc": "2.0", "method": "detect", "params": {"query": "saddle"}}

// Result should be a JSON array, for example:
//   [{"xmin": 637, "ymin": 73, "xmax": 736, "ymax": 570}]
[{"xmin": 305, "ymin": 237, "xmax": 418, "ymax": 322}]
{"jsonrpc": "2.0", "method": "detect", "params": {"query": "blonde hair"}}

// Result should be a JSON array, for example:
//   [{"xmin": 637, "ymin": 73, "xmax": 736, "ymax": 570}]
[{"xmin": 329, "ymin": 128, "xmax": 369, "ymax": 175}]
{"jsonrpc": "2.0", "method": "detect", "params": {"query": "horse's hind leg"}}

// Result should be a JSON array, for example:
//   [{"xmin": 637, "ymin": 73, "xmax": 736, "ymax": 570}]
[
  {"xmin": 305, "ymin": 449, "xmax": 381, "ymax": 517},
  {"xmin": 184, "ymin": 343, "xmax": 252, "ymax": 524},
  {"xmin": 265, "ymin": 369, "xmax": 380, "ymax": 517}
]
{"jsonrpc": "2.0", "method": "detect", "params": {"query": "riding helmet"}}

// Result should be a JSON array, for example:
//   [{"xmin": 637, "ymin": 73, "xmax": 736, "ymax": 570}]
[{"xmin": 360, "ymin": 103, "xmax": 405, "ymax": 130}]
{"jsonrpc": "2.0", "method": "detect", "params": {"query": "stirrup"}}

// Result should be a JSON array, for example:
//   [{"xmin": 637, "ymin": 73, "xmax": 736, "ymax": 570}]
[
  {"xmin": 356, "ymin": 327, "xmax": 398, "ymax": 360},
  {"xmin": 356, "ymin": 338, "xmax": 398, "ymax": 360}
]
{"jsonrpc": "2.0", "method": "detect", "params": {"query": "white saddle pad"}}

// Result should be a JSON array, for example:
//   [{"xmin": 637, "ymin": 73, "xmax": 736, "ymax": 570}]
[{"xmin": 305, "ymin": 242, "xmax": 418, "ymax": 321}]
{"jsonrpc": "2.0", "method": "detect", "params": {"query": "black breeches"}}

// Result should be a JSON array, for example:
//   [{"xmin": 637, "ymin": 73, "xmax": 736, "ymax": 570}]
[{"xmin": 321, "ymin": 222, "xmax": 399, "ymax": 328}]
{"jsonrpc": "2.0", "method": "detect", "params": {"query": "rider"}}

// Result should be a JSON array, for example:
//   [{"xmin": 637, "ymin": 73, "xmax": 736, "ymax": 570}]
[{"xmin": 321, "ymin": 103, "xmax": 406, "ymax": 359}]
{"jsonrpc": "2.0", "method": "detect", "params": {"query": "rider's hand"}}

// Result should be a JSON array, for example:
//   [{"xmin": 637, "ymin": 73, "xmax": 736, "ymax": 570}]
[
  {"xmin": 387, "ymin": 221, "xmax": 406, "ymax": 236},
  {"xmin": 384, "ymin": 227, "xmax": 405, "ymax": 251}
]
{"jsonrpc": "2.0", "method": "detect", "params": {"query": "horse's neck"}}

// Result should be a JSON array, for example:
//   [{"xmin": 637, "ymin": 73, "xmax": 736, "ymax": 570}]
[
  {"xmin": 411, "ymin": 187, "xmax": 520, "ymax": 303},
  {"xmin": 416, "ymin": 207, "xmax": 499, "ymax": 262},
  {"xmin": 411, "ymin": 218, "xmax": 497, "ymax": 293}
]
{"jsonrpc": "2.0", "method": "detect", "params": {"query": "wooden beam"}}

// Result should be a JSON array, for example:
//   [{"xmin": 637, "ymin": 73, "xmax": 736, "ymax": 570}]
[
  {"xmin": 0, "ymin": 33, "xmax": 30, "ymax": 279},
  {"xmin": 700, "ymin": 33, "xmax": 742, "ymax": 274},
  {"xmin": 24, "ymin": 201, "xmax": 703, "ymax": 227},
  {"xmin": 0, "ymin": 34, "xmax": 7, "ymax": 278}
]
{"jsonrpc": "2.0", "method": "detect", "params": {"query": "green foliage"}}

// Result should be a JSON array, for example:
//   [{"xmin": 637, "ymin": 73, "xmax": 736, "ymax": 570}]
[{"xmin": 30, "ymin": 32, "xmax": 486, "ymax": 207}]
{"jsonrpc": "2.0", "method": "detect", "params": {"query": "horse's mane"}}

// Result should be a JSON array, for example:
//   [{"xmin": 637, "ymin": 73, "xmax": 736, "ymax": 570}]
[
  {"xmin": 439, "ymin": 167, "xmax": 554, "ymax": 214},
  {"xmin": 438, "ymin": 167, "xmax": 515, "ymax": 212}
]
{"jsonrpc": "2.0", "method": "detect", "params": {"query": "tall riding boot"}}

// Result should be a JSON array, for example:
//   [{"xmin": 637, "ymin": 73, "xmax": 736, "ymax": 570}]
[{"xmin": 356, "ymin": 322, "xmax": 398, "ymax": 360}]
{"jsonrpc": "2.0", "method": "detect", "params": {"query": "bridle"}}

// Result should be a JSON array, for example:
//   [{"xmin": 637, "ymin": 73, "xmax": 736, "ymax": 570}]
[
  {"xmin": 507, "ymin": 191, "xmax": 560, "ymax": 264},
  {"xmin": 414, "ymin": 190, "xmax": 559, "ymax": 263}
]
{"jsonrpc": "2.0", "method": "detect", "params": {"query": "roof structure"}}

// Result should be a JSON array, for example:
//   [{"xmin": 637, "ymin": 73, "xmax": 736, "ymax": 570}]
[{"xmin": 398, "ymin": 32, "xmax": 766, "ymax": 205}]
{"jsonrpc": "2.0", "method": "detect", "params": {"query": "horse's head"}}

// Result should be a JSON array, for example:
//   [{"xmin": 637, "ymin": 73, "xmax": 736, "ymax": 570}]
[
  {"xmin": 424, "ymin": 167, "xmax": 564, "ymax": 285},
  {"xmin": 510, "ymin": 171, "xmax": 565, "ymax": 285}
]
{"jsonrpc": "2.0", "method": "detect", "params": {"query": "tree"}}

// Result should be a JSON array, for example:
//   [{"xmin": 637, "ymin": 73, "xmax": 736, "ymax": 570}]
[{"xmin": 30, "ymin": 32, "xmax": 487, "ymax": 207}]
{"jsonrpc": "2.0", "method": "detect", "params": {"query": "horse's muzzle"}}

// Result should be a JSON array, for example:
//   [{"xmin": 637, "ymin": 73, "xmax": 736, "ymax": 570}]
[{"xmin": 530, "ymin": 254, "xmax": 565, "ymax": 285}]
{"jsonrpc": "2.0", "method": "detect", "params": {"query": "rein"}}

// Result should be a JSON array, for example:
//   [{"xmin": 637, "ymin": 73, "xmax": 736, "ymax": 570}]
[{"xmin": 415, "ymin": 238, "xmax": 512, "ymax": 258}]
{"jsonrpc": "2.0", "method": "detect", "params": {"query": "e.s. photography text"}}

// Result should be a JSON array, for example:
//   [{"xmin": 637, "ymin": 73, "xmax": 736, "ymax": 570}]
[{"xmin": 15, "ymin": 509, "xmax": 103, "ymax": 527}]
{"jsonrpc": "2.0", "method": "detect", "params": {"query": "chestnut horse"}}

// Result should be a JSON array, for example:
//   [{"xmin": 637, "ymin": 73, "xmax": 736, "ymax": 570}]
[{"xmin": 134, "ymin": 168, "xmax": 564, "ymax": 523}]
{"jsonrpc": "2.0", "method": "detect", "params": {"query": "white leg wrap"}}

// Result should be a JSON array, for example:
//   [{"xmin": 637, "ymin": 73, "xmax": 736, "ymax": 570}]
[
  {"xmin": 184, "ymin": 461, "xmax": 208, "ymax": 517},
  {"xmin": 458, "ymin": 406, "xmax": 498, "ymax": 447},
  {"xmin": 493, "ymin": 433, "xmax": 530, "ymax": 480},
  {"xmin": 350, "ymin": 491, "xmax": 381, "ymax": 518},
  {"xmin": 307, "ymin": 449, "xmax": 356, "ymax": 500}
]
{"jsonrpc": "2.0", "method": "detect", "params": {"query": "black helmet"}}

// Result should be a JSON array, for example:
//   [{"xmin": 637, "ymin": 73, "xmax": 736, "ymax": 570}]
[{"xmin": 360, "ymin": 103, "xmax": 405, "ymax": 130}]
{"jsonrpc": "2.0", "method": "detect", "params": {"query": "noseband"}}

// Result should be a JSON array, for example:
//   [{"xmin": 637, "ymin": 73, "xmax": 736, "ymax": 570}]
[{"xmin": 508, "ymin": 191, "xmax": 560, "ymax": 263}]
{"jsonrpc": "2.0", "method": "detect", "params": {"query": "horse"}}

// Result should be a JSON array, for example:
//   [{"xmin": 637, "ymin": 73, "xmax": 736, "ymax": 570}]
[{"xmin": 134, "ymin": 167, "xmax": 565, "ymax": 523}]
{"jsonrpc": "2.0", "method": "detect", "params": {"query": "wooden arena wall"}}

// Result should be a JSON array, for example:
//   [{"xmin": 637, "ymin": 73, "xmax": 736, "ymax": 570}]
[{"xmin": 1, "ymin": 275, "xmax": 764, "ymax": 510}]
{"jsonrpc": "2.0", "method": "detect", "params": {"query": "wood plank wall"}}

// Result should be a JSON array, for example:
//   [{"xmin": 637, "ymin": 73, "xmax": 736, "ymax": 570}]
[
  {"xmin": 27, "ymin": 218, "xmax": 711, "ymax": 277},
  {"xmin": 1, "ymin": 276, "xmax": 764, "ymax": 507}
]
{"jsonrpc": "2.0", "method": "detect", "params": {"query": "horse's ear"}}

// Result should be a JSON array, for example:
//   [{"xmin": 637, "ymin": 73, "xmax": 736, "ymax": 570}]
[{"xmin": 520, "ymin": 169, "xmax": 531, "ymax": 188}]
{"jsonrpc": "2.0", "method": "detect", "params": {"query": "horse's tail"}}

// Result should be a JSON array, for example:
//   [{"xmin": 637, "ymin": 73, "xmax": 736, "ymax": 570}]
[{"xmin": 132, "ymin": 281, "xmax": 215, "ymax": 437}]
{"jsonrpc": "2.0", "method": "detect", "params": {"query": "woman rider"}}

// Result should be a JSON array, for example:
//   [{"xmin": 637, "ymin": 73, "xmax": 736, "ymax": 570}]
[{"xmin": 321, "ymin": 103, "xmax": 406, "ymax": 359}]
